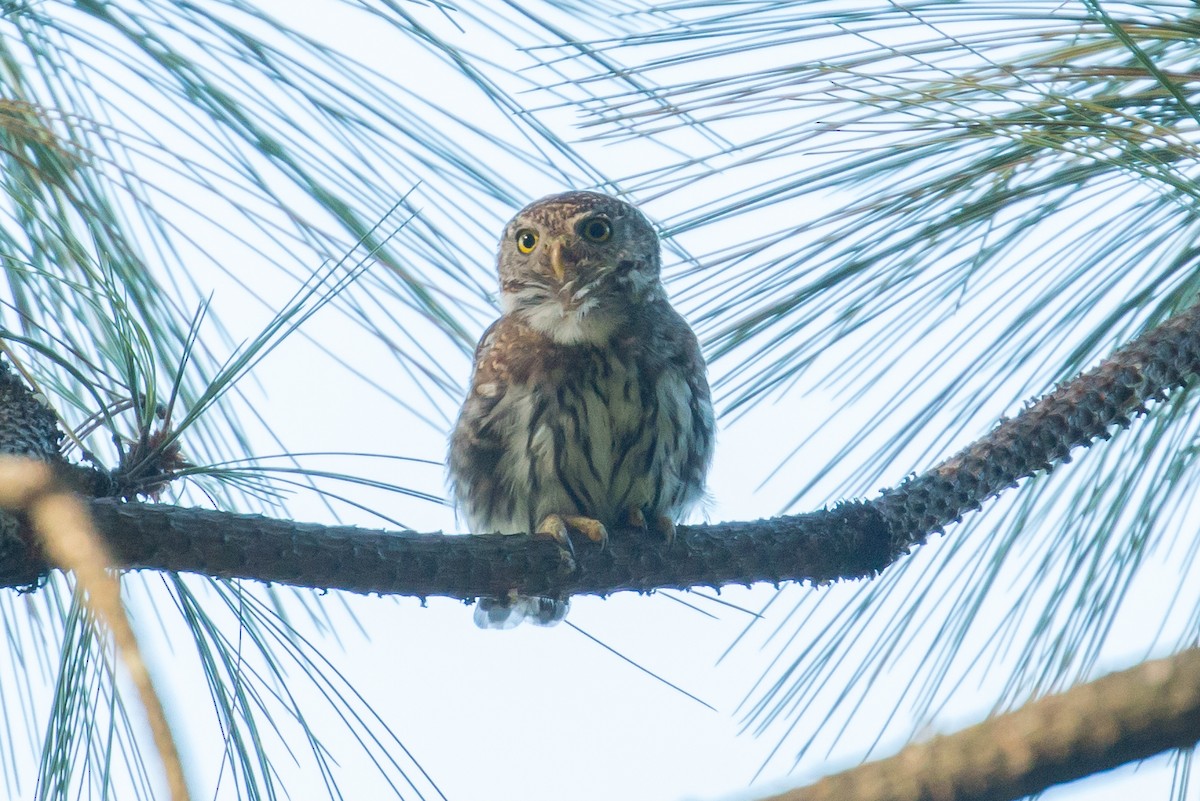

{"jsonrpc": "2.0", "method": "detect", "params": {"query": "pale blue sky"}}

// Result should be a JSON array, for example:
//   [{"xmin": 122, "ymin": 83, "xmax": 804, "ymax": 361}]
[{"xmin": 8, "ymin": 1, "xmax": 1182, "ymax": 799}]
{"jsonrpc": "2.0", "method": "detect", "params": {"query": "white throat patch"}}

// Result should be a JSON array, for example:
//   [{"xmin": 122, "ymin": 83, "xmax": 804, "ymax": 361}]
[{"xmin": 507, "ymin": 297, "xmax": 618, "ymax": 345}]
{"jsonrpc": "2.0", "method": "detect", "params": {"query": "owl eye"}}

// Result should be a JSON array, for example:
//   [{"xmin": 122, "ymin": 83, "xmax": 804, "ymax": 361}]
[
  {"xmin": 581, "ymin": 217, "xmax": 612, "ymax": 243},
  {"xmin": 515, "ymin": 229, "xmax": 538, "ymax": 254}
]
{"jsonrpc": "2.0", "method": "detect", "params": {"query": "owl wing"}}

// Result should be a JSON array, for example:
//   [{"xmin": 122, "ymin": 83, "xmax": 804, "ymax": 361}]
[
  {"xmin": 679, "ymin": 312, "xmax": 716, "ymax": 498},
  {"xmin": 642, "ymin": 299, "xmax": 716, "ymax": 515},
  {"xmin": 449, "ymin": 318, "xmax": 512, "ymax": 533}
]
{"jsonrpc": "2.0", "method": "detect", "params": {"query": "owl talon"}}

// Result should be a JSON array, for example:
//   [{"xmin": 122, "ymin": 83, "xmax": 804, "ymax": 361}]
[
  {"xmin": 621, "ymin": 508, "xmax": 674, "ymax": 545},
  {"xmin": 534, "ymin": 514, "xmax": 575, "ymax": 558},
  {"xmin": 653, "ymin": 515, "xmax": 676, "ymax": 546},
  {"xmin": 538, "ymin": 513, "xmax": 608, "ymax": 550},
  {"xmin": 563, "ymin": 514, "xmax": 609, "ymax": 549}
]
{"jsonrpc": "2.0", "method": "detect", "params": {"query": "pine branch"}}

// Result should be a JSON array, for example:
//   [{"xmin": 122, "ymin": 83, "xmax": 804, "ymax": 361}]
[
  {"xmin": 2, "ymin": 298, "xmax": 1200, "ymax": 600},
  {"xmin": 80, "ymin": 497, "xmax": 888, "ymax": 598},
  {"xmin": 754, "ymin": 645, "xmax": 1200, "ymax": 801}
]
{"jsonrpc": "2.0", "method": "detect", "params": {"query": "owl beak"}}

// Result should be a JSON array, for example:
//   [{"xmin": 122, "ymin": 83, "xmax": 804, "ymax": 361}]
[{"xmin": 548, "ymin": 240, "xmax": 566, "ymax": 283}]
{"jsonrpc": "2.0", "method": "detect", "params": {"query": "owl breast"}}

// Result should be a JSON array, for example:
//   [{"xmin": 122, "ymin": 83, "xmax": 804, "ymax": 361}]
[{"xmin": 450, "ymin": 314, "xmax": 712, "ymax": 537}]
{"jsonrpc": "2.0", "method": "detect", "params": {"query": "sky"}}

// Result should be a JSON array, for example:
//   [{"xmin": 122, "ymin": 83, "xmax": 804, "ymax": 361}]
[{"xmin": 0, "ymin": 1, "xmax": 1190, "ymax": 800}]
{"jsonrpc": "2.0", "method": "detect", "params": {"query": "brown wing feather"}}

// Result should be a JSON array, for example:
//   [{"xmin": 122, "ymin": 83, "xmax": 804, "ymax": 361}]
[{"xmin": 449, "ymin": 318, "xmax": 511, "ymax": 532}]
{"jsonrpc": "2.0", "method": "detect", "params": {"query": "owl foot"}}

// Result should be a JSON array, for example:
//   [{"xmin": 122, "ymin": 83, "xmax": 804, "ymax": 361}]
[
  {"xmin": 536, "ymin": 513, "xmax": 609, "ymax": 551},
  {"xmin": 534, "ymin": 515, "xmax": 575, "ymax": 559},
  {"xmin": 654, "ymin": 515, "xmax": 676, "ymax": 546},
  {"xmin": 622, "ymin": 508, "xmax": 676, "ymax": 546},
  {"xmin": 624, "ymin": 508, "xmax": 647, "ymax": 530}
]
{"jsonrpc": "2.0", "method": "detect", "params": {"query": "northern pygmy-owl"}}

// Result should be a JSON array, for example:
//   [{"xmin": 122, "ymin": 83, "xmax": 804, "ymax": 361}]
[{"xmin": 449, "ymin": 190, "xmax": 715, "ymax": 628}]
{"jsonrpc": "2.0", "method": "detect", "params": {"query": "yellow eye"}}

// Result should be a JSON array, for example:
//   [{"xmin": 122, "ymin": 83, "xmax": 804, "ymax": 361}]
[
  {"xmin": 516, "ymin": 229, "xmax": 538, "ymax": 254},
  {"xmin": 581, "ymin": 217, "xmax": 612, "ymax": 243}
]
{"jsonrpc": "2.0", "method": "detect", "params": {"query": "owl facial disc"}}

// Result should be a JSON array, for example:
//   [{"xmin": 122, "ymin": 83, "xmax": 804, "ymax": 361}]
[{"xmin": 496, "ymin": 191, "xmax": 663, "ymax": 345}]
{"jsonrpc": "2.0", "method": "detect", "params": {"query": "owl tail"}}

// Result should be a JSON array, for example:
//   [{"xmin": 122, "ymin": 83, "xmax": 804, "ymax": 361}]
[{"xmin": 473, "ymin": 595, "xmax": 569, "ymax": 629}]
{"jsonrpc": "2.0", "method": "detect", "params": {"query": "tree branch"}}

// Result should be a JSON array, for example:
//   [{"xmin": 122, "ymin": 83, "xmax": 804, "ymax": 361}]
[
  {"xmin": 82, "ymin": 498, "xmax": 890, "ymax": 597},
  {"xmin": 2, "ymin": 298, "xmax": 1200, "ymax": 599},
  {"xmin": 755, "ymin": 646, "xmax": 1200, "ymax": 801}
]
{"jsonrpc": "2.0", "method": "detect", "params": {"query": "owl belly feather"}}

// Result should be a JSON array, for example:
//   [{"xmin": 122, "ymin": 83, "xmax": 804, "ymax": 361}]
[{"xmin": 472, "ymin": 347, "xmax": 698, "ymax": 535}]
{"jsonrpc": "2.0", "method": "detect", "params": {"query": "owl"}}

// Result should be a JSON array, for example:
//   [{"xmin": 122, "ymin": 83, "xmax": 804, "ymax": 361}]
[{"xmin": 449, "ymin": 190, "xmax": 715, "ymax": 628}]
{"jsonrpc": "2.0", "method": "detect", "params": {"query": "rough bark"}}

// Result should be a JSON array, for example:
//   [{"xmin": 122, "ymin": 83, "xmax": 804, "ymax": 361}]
[{"xmin": 83, "ymin": 497, "xmax": 889, "ymax": 598}]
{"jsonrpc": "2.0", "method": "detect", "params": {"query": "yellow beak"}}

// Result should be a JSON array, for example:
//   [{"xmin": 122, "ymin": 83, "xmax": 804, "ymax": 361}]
[{"xmin": 549, "ymin": 240, "xmax": 565, "ymax": 283}]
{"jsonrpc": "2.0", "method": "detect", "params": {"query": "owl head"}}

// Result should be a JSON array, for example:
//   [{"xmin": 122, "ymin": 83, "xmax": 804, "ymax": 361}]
[{"xmin": 496, "ymin": 191, "xmax": 663, "ymax": 345}]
